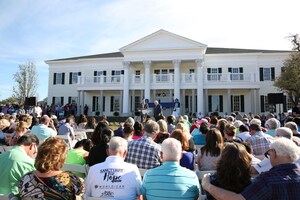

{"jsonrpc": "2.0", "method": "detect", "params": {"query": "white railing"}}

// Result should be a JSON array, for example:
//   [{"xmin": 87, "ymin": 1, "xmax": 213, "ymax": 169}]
[
  {"xmin": 131, "ymin": 74, "xmax": 144, "ymax": 84},
  {"xmin": 79, "ymin": 75, "xmax": 124, "ymax": 84},
  {"xmin": 182, "ymin": 73, "xmax": 196, "ymax": 83},
  {"xmin": 205, "ymin": 73, "xmax": 255, "ymax": 82},
  {"xmin": 152, "ymin": 74, "xmax": 174, "ymax": 83}
]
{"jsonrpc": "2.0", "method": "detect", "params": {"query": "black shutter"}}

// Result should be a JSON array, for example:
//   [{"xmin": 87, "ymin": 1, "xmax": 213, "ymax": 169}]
[
  {"xmin": 112, "ymin": 70, "xmax": 115, "ymax": 75},
  {"xmin": 228, "ymin": 68, "xmax": 232, "ymax": 73},
  {"xmin": 110, "ymin": 96, "xmax": 114, "ymax": 112},
  {"xmin": 219, "ymin": 95, "xmax": 223, "ymax": 112},
  {"xmin": 61, "ymin": 97, "xmax": 64, "ymax": 105},
  {"xmin": 92, "ymin": 96, "xmax": 96, "ymax": 112},
  {"xmin": 69, "ymin": 72, "xmax": 72, "ymax": 84},
  {"xmin": 207, "ymin": 68, "xmax": 211, "ymax": 73},
  {"xmin": 271, "ymin": 67, "xmax": 275, "ymax": 81},
  {"xmin": 218, "ymin": 68, "xmax": 222, "ymax": 73},
  {"xmin": 62, "ymin": 73, "xmax": 65, "ymax": 84},
  {"xmin": 259, "ymin": 68, "xmax": 264, "ymax": 81},
  {"xmin": 239, "ymin": 67, "xmax": 243, "ymax": 73},
  {"xmin": 121, "ymin": 70, "xmax": 124, "ymax": 75},
  {"xmin": 53, "ymin": 73, "xmax": 57, "ymax": 85},
  {"xmin": 52, "ymin": 97, "xmax": 55, "ymax": 105},
  {"xmin": 240, "ymin": 95, "xmax": 244, "ymax": 112},
  {"xmin": 283, "ymin": 96, "xmax": 287, "ymax": 112},
  {"xmin": 68, "ymin": 97, "xmax": 71, "ymax": 104},
  {"xmin": 94, "ymin": 71, "xmax": 97, "ymax": 76},
  {"xmin": 208, "ymin": 95, "xmax": 212, "ymax": 112},
  {"xmin": 260, "ymin": 95, "xmax": 265, "ymax": 112},
  {"xmin": 103, "ymin": 96, "xmax": 105, "ymax": 112},
  {"xmin": 78, "ymin": 72, "xmax": 81, "ymax": 76},
  {"xmin": 104, "ymin": 71, "xmax": 107, "ymax": 76},
  {"xmin": 231, "ymin": 95, "xmax": 233, "ymax": 112}
]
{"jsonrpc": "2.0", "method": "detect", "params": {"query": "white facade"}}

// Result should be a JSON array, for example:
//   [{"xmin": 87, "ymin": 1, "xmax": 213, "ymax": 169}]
[{"xmin": 45, "ymin": 30, "xmax": 292, "ymax": 117}]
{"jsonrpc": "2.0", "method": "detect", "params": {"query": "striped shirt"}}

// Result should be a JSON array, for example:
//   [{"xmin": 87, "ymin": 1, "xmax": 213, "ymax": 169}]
[{"xmin": 141, "ymin": 162, "xmax": 200, "ymax": 200}]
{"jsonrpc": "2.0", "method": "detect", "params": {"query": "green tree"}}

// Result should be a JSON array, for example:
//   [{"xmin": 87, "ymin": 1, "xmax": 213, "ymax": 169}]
[{"xmin": 12, "ymin": 61, "xmax": 38, "ymax": 105}]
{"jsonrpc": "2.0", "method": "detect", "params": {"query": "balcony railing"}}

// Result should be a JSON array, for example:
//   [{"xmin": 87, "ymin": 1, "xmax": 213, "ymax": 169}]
[
  {"xmin": 205, "ymin": 73, "xmax": 255, "ymax": 82},
  {"xmin": 79, "ymin": 75, "xmax": 124, "ymax": 84}
]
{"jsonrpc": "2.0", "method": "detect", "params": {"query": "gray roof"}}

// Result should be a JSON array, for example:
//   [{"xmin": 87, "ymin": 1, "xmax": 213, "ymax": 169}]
[{"xmin": 46, "ymin": 48, "xmax": 293, "ymax": 62}]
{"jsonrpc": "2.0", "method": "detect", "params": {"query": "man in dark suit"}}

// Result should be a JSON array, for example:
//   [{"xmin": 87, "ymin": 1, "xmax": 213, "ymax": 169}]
[{"xmin": 153, "ymin": 100, "xmax": 162, "ymax": 121}]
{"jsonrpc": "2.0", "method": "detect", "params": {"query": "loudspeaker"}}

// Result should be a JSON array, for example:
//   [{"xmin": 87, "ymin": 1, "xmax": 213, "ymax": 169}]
[
  {"xmin": 25, "ymin": 97, "xmax": 37, "ymax": 106},
  {"xmin": 268, "ymin": 93, "xmax": 284, "ymax": 104}
]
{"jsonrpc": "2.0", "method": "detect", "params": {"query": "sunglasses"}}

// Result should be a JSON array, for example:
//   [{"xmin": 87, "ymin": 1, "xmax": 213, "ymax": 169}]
[{"xmin": 264, "ymin": 149, "xmax": 274, "ymax": 158}]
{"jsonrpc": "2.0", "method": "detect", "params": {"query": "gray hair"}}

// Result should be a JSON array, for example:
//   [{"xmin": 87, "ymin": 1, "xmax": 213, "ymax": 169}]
[
  {"xmin": 109, "ymin": 136, "xmax": 128, "ymax": 153},
  {"xmin": 275, "ymin": 127, "xmax": 293, "ymax": 139},
  {"xmin": 161, "ymin": 138, "xmax": 182, "ymax": 161},
  {"xmin": 144, "ymin": 120, "xmax": 159, "ymax": 135},
  {"xmin": 270, "ymin": 137, "xmax": 300, "ymax": 162},
  {"xmin": 265, "ymin": 118, "xmax": 280, "ymax": 130},
  {"xmin": 285, "ymin": 122, "xmax": 298, "ymax": 132}
]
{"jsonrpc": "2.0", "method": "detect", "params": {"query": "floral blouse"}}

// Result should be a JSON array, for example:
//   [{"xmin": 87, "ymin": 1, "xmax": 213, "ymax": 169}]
[{"xmin": 19, "ymin": 171, "xmax": 84, "ymax": 200}]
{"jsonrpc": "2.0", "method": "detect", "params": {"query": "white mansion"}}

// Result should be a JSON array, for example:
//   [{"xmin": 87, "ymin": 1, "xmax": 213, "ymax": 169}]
[{"xmin": 46, "ymin": 29, "xmax": 292, "ymax": 117}]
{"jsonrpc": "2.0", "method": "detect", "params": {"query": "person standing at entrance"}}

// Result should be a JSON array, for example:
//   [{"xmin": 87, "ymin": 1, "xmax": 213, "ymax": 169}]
[
  {"xmin": 84, "ymin": 104, "xmax": 89, "ymax": 116},
  {"xmin": 140, "ymin": 99, "xmax": 149, "ymax": 123},
  {"xmin": 153, "ymin": 100, "xmax": 162, "ymax": 121}
]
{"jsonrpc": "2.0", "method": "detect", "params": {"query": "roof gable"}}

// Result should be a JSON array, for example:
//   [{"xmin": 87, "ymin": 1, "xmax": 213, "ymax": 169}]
[{"xmin": 120, "ymin": 29, "xmax": 207, "ymax": 52}]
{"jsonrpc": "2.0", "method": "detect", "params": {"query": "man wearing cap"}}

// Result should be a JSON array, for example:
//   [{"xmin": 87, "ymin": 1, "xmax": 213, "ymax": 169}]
[{"xmin": 202, "ymin": 137, "xmax": 300, "ymax": 200}]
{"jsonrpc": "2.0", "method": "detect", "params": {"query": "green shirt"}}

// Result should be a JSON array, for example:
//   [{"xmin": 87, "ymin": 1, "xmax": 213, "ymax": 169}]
[{"xmin": 0, "ymin": 146, "xmax": 35, "ymax": 195}]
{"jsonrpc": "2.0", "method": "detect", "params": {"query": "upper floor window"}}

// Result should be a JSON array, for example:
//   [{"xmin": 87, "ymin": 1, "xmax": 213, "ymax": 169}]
[
  {"xmin": 154, "ymin": 69, "xmax": 173, "ymax": 82},
  {"xmin": 53, "ymin": 73, "xmax": 65, "ymax": 85},
  {"xmin": 111, "ymin": 70, "xmax": 124, "ymax": 82},
  {"xmin": 207, "ymin": 68, "xmax": 222, "ymax": 80},
  {"xmin": 94, "ymin": 71, "xmax": 107, "ymax": 83},
  {"xmin": 69, "ymin": 72, "xmax": 81, "ymax": 84},
  {"xmin": 228, "ymin": 67, "xmax": 243, "ymax": 80},
  {"xmin": 260, "ymin": 67, "xmax": 275, "ymax": 81}
]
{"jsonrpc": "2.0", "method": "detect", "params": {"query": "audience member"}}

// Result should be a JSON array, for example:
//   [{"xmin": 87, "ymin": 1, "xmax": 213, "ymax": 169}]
[
  {"xmin": 141, "ymin": 138, "xmax": 200, "ymax": 200},
  {"xmin": 30, "ymin": 115, "xmax": 57, "ymax": 142},
  {"xmin": 223, "ymin": 124, "xmax": 242, "ymax": 143},
  {"xmin": 246, "ymin": 122, "xmax": 273, "ymax": 156},
  {"xmin": 207, "ymin": 142, "xmax": 252, "ymax": 200},
  {"xmin": 166, "ymin": 116, "xmax": 176, "ymax": 134},
  {"xmin": 19, "ymin": 137, "xmax": 84, "ymax": 199},
  {"xmin": 237, "ymin": 124, "xmax": 251, "ymax": 141},
  {"xmin": 192, "ymin": 120, "xmax": 209, "ymax": 145},
  {"xmin": 85, "ymin": 117, "xmax": 97, "ymax": 129},
  {"xmin": 196, "ymin": 128, "xmax": 224, "ymax": 170},
  {"xmin": 264, "ymin": 118, "xmax": 280, "ymax": 137},
  {"xmin": 171, "ymin": 129, "xmax": 195, "ymax": 170},
  {"xmin": 133, "ymin": 121, "xmax": 143, "ymax": 140},
  {"xmin": 154, "ymin": 119, "xmax": 170, "ymax": 144},
  {"xmin": 0, "ymin": 134, "xmax": 39, "ymax": 195},
  {"xmin": 88, "ymin": 128, "xmax": 114, "ymax": 166},
  {"xmin": 285, "ymin": 121, "xmax": 300, "ymax": 138},
  {"xmin": 85, "ymin": 137, "xmax": 142, "ymax": 199},
  {"xmin": 202, "ymin": 137, "xmax": 300, "ymax": 200},
  {"xmin": 123, "ymin": 122, "xmax": 134, "ymax": 142},
  {"xmin": 125, "ymin": 120, "xmax": 161, "ymax": 169},
  {"xmin": 8, "ymin": 121, "xmax": 28, "ymax": 146},
  {"xmin": 0, "ymin": 118, "xmax": 10, "ymax": 145}
]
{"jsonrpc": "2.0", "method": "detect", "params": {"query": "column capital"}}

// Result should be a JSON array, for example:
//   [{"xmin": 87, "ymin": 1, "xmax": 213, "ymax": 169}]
[
  {"xmin": 143, "ymin": 60, "xmax": 151, "ymax": 67},
  {"xmin": 172, "ymin": 60, "xmax": 181, "ymax": 65},
  {"xmin": 196, "ymin": 59, "xmax": 204, "ymax": 68},
  {"xmin": 123, "ymin": 61, "xmax": 130, "ymax": 68}
]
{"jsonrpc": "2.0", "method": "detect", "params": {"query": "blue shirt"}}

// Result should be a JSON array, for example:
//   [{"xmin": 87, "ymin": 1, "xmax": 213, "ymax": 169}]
[
  {"xmin": 31, "ymin": 124, "xmax": 56, "ymax": 142},
  {"xmin": 241, "ymin": 163, "xmax": 300, "ymax": 200},
  {"xmin": 141, "ymin": 161, "xmax": 200, "ymax": 200},
  {"xmin": 191, "ymin": 129, "xmax": 206, "ymax": 145}
]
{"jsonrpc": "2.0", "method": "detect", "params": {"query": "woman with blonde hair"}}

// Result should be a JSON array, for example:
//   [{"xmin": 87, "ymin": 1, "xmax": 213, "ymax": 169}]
[
  {"xmin": 19, "ymin": 137, "xmax": 84, "ymax": 199},
  {"xmin": 196, "ymin": 128, "xmax": 224, "ymax": 170},
  {"xmin": 154, "ymin": 119, "xmax": 170, "ymax": 144},
  {"xmin": 175, "ymin": 122, "xmax": 195, "ymax": 152},
  {"xmin": 8, "ymin": 121, "xmax": 28, "ymax": 146}
]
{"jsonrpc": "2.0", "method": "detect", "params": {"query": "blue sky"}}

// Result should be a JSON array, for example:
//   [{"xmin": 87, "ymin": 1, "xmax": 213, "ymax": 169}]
[{"xmin": 0, "ymin": 0, "xmax": 299, "ymax": 101}]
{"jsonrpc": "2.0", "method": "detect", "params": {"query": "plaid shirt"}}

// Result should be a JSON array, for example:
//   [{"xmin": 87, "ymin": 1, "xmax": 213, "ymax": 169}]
[
  {"xmin": 125, "ymin": 135, "xmax": 161, "ymax": 169},
  {"xmin": 241, "ymin": 163, "xmax": 300, "ymax": 200},
  {"xmin": 246, "ymin": 131, "xmax": 273, "ymax": 156}
]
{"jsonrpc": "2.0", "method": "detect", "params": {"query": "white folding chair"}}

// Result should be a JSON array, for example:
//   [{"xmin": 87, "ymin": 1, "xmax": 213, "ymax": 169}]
[
  {"xmin": 139, "ymin": 168, "xmax": 148, "ymax": 178},
  {"xmin": 56, "ymin": 135, "xmax": 73, "ymax": 149},
  {"xmin": 62, "ymin": 163, "xmax": 89, "ymax": 176},
  {"xmin": 74, "ymin": 131, "xmax": 87, "ymax": 140},
  {"xmin": 196, "ymin": 170, "xmax": 216, "ymax": 196}
]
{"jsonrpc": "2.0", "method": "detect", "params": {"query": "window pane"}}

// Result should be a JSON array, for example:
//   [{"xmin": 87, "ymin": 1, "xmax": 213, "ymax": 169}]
[
  {"xmin": 211, "ymin": 95, "xmax": 220, "ymax": 112},
  {"xmin": 263, "ymin": 68, "xmax": 271, "ymax": 81},
  {"xmin": 56, "ymin": 73, "xmax": 62, "ymax": 84},
  {"xmin": 233, "ymin": 96, "xmax": 240, "ymax": 111}
]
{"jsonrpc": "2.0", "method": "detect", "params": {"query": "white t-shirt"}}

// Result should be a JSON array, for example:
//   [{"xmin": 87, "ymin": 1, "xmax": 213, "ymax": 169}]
[{"xmin": 85, "ymin": 156, "xmax": 142, "ymax": 200}]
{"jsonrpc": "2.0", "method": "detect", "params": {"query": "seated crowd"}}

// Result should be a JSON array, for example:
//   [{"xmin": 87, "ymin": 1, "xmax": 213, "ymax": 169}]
[{"xmin": 0, "ymin": 108, "xmax": 300, "ymax": 199}]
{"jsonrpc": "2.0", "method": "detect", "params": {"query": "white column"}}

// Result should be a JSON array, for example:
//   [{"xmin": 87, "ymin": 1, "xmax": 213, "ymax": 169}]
[
  {"xmin": 81, "ymin": 91, "xmax": 85, "ymax": 115},
  {"xmin": 173, "ymin": 60, "xmax": 181, "ymax": 101},
  {"xmin": 182, "ymin": 89, "xmax": 186, "ymax": 114},
  {"xmin": 122, "ymin": 61, "xmax": 130, "ymax": 116},
  {"xmin": 196, "ymin": 59, "xmax": 204, "ymax": 114},
  {"xmin": 131, "ymin": 90, "xmax": 135, "ymax": 114},
  {"xmin": 204, "ymin": 89, "xmax": 208, "ymax": 115},
  {"xmin": 143, "ymin": 61, "xmax": 151, "ymax": 101},
  {"xmin": 256, "ymin": 89, "xmax": 260, "ymax": 114},
  {"xmin": 227, "ymin": 89, "xmax": 231, "ymax": 113},
  {"xmin": 77, "ymin": 91, "xmax": 81, "ymax": 115},
  {"xmin": 99, "ymin": 90, "xmax": 103, "ymax": 116},
  {"xmin": 251, "ymin": 89, "xmax": 255, "ymax": 114},
  {"xmin": 192, "ymin": 89, "xmax": 195, "ymax": 114}
]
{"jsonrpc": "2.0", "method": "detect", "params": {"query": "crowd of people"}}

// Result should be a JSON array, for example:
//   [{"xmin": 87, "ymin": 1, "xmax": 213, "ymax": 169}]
[{"xmin": 0, "ymin": 101, "xmax": 300, "ymax": 199}]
